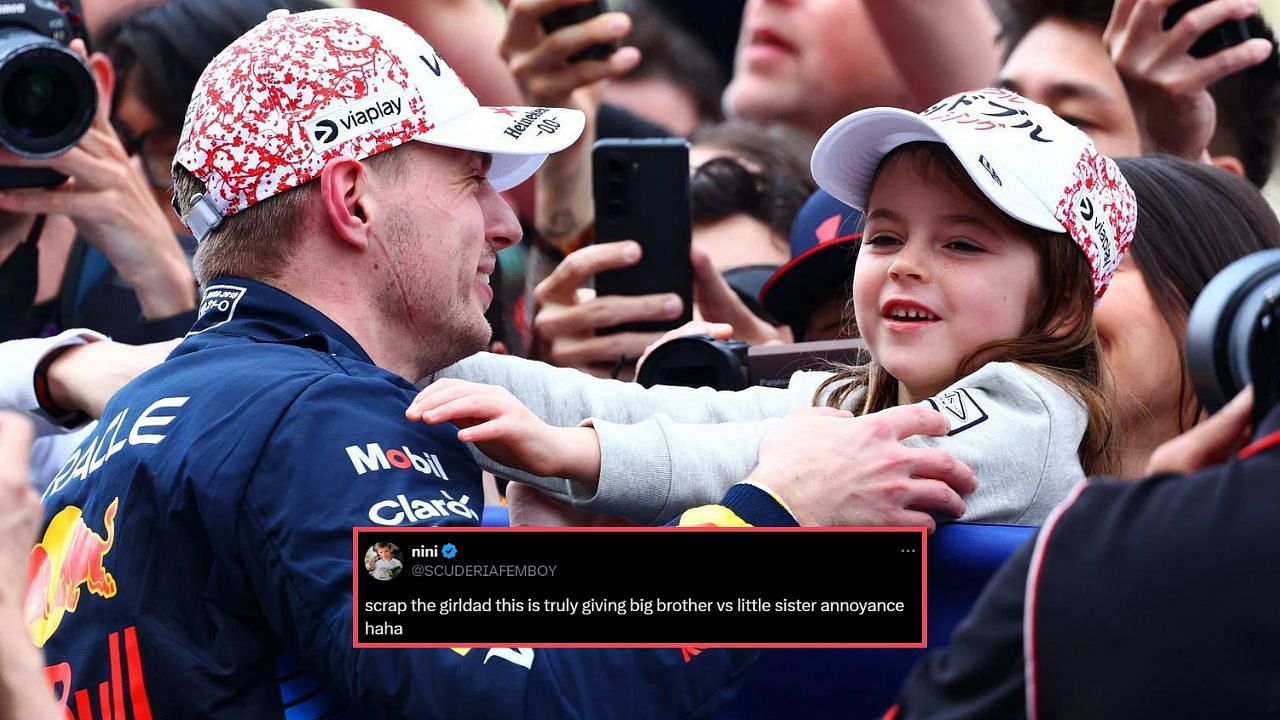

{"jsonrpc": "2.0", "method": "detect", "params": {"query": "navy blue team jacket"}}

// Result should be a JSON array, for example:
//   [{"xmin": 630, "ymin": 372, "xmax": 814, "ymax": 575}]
[{"xmin": 28, "ymin": 278, "xmax": 758, "ymax": 719}]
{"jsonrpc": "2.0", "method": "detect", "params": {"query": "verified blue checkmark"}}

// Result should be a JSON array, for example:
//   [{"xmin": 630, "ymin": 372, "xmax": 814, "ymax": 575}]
[{"xmin": 442, "ymin": 543, "xmax": 457, "ymax": 559}]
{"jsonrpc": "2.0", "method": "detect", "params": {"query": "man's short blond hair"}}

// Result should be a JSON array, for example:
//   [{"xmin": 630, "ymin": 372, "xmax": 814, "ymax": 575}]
[{"xmin": 173, "ymin": 148, "xmax": 409, "ymax": 285}]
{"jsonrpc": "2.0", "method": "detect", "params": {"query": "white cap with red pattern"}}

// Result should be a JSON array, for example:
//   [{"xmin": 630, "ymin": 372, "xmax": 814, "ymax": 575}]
[
  {"xmin": 811, "ymin": 88, "xmax": 1135, "ymax": 298},
  {"xmin": 174, "ymin": 7, "xmax": 584, "ymax": 241}
]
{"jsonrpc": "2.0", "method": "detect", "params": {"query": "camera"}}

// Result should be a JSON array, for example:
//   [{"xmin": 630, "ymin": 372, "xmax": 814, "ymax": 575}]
[
  {"xmin": 0, "ymin": 0, "xmax": 97, "ymax": 189},
  {"xmin": 637, "ymin": 336, "xmax": 867, "ymax": 391},
  {"xmin": 1185, "ymin": 249, "xmax": 1280, "ymax": 428}
]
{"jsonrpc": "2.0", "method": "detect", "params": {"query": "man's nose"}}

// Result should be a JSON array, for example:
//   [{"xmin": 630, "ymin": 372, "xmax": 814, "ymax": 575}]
[{"xmin": 482, "ymin": 183, "xmax": 522, "ymax": 251}]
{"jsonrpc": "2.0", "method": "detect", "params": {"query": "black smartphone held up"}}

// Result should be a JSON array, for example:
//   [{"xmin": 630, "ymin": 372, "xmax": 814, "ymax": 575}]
[
  {"xmin": 540, "ymin": 0, "xmax": 617, "ymax": 63},
  {"xmin": 1163, "ymin": 0, "xmax": 1254, "ymax": 58},
  {"xmin": 592, "ymin": 138, "xmax": 694, "ymax": 335}
]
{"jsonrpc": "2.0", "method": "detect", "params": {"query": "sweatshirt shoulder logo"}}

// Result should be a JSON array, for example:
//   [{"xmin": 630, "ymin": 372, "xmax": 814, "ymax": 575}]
[
  {"xmin": 306, "ymin": 92, "xmax": 407, "ymax": 149},
  {"xmin": 927, "ymin": 388, "xmax": 988, "ymax": 435}
]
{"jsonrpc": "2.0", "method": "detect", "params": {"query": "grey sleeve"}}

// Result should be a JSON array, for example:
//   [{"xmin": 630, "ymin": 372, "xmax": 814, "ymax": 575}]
[
  {"xmin": 0, "ymin": 330, "xmax": 107, "ymax": 437},
  {"xmin": 432, "ymin": 352, "xmax": 813, "ymax": 424},
  {"xmin": 575, "ymin": 415, "xmax": 784, "ymax": 524},
  {"xmin": 903, "ymin": 362, "xmax": 1087, "ymax": 525},
  {"xmin": 428, "ymin": 353, "xmax": 821, "ymax": 522}
]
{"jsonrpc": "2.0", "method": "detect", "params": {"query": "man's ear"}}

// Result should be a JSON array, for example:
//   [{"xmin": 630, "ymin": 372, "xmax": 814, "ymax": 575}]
[
  {"xmin": 319, "ymin": 156, "xmax": 375, "ymax": 250},
  {"xmin": 1209, "ymin": 154, "xmax": 1247, "ymax": 179}
]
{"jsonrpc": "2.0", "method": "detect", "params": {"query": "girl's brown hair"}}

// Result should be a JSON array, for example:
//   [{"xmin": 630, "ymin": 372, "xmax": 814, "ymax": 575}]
[{"xmin": 816, "ymin": 142, "xmax": 1117, "ymax": 476}]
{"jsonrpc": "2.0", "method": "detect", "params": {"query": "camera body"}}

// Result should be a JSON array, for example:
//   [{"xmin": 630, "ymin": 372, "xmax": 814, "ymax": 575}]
[
  {"xmin": 1185, "ymin": 249, "xmax": 1280, "ymax": 429},
  {"xmin": 0, "ymin": 0, "xmax": 97, "ymax": 189},
  {"xmin": 637, "ymin": 336, "xmax": 867, "ymax": 391}
]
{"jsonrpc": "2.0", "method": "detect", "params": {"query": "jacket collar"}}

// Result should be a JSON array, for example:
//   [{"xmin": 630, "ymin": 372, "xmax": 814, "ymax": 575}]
[{"xmin": 183, "ymin": 277, "xmax": 373, "ymax": 365}]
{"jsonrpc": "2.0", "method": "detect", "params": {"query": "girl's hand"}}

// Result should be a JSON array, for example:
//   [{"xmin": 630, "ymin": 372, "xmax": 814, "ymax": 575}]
[{"xmin": 407, "ymin": 379, "xmax": 600, "ymax": 481}]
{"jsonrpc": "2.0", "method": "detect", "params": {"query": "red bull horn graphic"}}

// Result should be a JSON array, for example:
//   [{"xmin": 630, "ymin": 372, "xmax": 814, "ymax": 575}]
[{"xmin": 25, "ymin": 498, "xmax": 120, "ymax": 647}]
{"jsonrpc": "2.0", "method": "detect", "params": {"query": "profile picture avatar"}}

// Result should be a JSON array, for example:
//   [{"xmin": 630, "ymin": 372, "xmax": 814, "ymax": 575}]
[{"xmin": 365, "ymin": 542, "xmax": 403, "ymax": 581}]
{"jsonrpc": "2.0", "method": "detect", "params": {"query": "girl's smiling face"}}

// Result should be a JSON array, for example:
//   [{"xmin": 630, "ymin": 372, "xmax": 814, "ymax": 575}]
[{"xmin": 853, "ymin": 150, "xmax": 1045, "ymax": 403}]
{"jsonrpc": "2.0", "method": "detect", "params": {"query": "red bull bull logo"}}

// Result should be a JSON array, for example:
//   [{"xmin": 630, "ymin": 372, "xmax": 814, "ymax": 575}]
[{"xmin": 25, "ymin": 498, "xmax": 120, "ymax": 647}]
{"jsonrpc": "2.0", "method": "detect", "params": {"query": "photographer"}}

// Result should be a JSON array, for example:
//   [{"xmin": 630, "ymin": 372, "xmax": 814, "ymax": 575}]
[
  {"xmin": 893, "ymin": 383, "xmax": 1276, "ymax": 717},
  {"xmin": 0, "ymin": 0, "xmax": 328, "ymax": 489}
]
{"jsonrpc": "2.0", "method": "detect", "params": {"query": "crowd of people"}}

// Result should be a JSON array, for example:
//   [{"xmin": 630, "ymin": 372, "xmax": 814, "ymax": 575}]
[{"xmin": 2, "ymin": 0, "xmax": 1280, "ymax": 717}]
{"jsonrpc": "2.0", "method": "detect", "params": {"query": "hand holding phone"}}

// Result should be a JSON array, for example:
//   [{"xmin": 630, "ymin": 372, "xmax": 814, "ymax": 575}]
[
  {"xmin": 540, "ymin": 0, "xmax": 618, "ymax": 62},
  {"xmin": 1104, "ymin": 0, "xmax": 1273, "ymax": 161},
  {"xmin": 1161, "ymin": 0, "xmax": 1255, "ymax": 58},
  {"xmin": 591, "ymin": 138, "xmax": 694, "ymax": 335}
]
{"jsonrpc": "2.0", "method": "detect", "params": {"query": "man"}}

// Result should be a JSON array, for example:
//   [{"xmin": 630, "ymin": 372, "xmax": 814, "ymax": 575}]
[
  {"xmin": 0, "ymin": 0, "xmax": 196, "ymax": 345},
  {"xmin": 24, "ymin": 8, "xmax": 776, "ymax": 717}
]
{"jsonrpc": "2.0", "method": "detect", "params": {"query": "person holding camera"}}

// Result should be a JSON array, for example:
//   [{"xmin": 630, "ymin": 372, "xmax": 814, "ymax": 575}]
[
  {"xmin": 892, "ymin": 383, "xmax": 1278, "ymax": 717},
  {"xmin": 0, "ymin": 0, "xmax": 333, "ymax": 491}
]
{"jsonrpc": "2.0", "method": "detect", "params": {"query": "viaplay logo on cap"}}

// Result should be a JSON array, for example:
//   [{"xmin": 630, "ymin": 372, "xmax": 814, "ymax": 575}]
[{"xmin": 306, "ymin": 91, "xmax": 409, "ymax": 149}]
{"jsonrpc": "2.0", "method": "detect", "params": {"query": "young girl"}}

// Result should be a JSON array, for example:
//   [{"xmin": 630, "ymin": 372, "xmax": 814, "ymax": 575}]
[{"xmin": 408, "ymin": 89, "xmax": 1134, "ymax": 527}]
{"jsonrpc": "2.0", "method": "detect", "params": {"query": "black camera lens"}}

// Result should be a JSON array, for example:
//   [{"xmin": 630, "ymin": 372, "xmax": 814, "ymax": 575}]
[
  {"xmin": 0, "ymin": 29, "xmax": 96, "ymax": 157},
  {"xmin": 1185, "ymin": 249, "xmax": 1280, "ymax": 416},
  {"xmin": 637, "ymin": 335, "xmax": 750, "ymax": 390}
]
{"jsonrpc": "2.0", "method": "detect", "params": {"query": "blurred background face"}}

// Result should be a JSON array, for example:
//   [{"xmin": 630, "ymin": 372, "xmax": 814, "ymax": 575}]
[
  {"xmin": 81, "ymin": 0, "xmax": 163, "ymax": 36},
  {"xmin": 112, "ymin": 70, "xmax": 183, "ymax": 233},
  {"xmin": 688, "ymin": 142, "xmax": 791, "ymax": 272},
  {"xmin": 1093, "ymin": 255, "xmax": 1188, "ymax": 433},
  {"xmin": 723, "ymin": 0, "xmax": 911, "ymax": 137},
  {"xmin": 998, "ymin": 17, "xmax": 1143, "ymax": 157}
]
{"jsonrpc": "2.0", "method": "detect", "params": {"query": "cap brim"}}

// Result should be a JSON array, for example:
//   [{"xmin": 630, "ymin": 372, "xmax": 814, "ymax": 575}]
[
  {"xmin": 419, "ymin": 106, "xmax": 586, "ymax": 191},
  {"xmin": 810, "ymin": 108, "xmax": 1064, "ymax": 233},
  {"xmin": 759, "ymin": 234, "xmax": 861, "ymax": 329}
]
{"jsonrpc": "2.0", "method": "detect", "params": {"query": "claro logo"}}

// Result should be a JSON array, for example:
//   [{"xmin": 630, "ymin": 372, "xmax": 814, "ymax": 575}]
[
  {"xmin": 368, "ymin": 491, "xmax": 479, "ymax": 525},
  {"xmin": 346, "ymin": 442, "xmax": 450, "ymax": 480}
]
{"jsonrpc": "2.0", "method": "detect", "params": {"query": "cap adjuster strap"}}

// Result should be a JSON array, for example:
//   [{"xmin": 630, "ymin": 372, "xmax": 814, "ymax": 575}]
[{"xmin": 185, "ymin": 193, "xmax": 225, "ymax": 242}]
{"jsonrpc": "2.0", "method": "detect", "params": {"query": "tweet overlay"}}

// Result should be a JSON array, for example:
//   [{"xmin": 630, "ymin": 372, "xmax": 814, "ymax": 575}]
[{"xmin": 353, "ymin": 527, "xmax": 925, "ymax": 648}]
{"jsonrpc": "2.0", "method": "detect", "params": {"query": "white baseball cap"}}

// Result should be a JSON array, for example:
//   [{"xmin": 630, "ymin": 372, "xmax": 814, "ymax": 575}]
[
  {"xmin": 811, "ymin": 88, "xmax": 1136, "ymax": 298},
  {"xmin": 174, "ymin": 8, "xmax": 585, "ymax": 240}
]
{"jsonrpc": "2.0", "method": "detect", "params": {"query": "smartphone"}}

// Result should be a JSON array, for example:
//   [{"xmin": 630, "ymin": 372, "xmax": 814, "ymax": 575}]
[
  {"xmin": 1163, "ymin": 0, "xmax": 1254, "ymax": 58},
  {"xmin": 591, "ymin": 138, "xmax": 694, "ymax": 335},
  {"xmin": 540, "ymin": 0, "xmax": 617, "ymax": 63}
]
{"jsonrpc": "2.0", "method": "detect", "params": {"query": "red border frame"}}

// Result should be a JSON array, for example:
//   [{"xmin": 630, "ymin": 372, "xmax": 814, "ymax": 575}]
[{"xmin": 352, "ymin": 526, "xmax": 927, "ymax": 649}]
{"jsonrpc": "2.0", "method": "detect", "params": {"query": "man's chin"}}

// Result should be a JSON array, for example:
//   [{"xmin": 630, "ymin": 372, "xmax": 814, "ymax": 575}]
[{"xmin": 723, "ymin": 80, "xmax": 798, "ymax": 125}]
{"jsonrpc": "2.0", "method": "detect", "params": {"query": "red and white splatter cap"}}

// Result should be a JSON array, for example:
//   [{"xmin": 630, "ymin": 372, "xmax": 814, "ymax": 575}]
[
  {"xmin": 174, "ymin": 8, "xmax": 584, "ymax": 241},
  {"xmin": 811, "ymin": 88, "xmax": 1136, "ymax": 299}
]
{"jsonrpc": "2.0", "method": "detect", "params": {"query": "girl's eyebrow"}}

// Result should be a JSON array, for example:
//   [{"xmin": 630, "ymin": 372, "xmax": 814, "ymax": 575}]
[
  {"xmin": 940, "ymin": 214, "xmax": 1000, "ymax": 232},
  {"xmin": 865, "ymin": 208, "xmax": 903, "ymax": 223},
  {"xmin": 867, "ymin": 208, "xmax": 1001, "ymax": 235}
]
